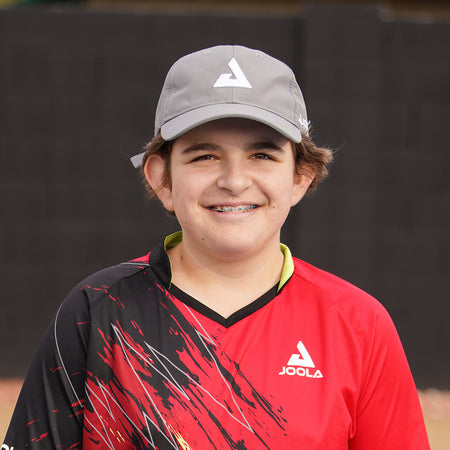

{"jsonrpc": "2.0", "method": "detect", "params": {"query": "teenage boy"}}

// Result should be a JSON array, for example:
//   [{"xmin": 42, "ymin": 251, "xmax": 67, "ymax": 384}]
[{"xmin": 3, "ymin": 45, "xmax": 429, "ymax": 449}]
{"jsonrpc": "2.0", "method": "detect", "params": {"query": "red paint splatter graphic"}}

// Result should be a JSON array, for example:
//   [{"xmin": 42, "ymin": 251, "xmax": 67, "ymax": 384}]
[{"xmin": 83, "ymin": 315, "xmax": 286, "ymax": 449}]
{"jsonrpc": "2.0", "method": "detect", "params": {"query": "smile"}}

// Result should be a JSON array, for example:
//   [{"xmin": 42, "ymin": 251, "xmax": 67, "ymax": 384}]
[{"xmin": 209, "ymin": 205, "xmax": 257, "ymax": 213}]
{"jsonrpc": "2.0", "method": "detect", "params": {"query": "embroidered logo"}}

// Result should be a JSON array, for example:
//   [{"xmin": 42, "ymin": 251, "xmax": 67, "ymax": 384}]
[
  {"xmin": 213, "ymin": 58, "xmax": 252, "ymax": 88},
  {"xmin": 278, "ymin": 341, "xmax": 324, "ymax": 379},
  {"xmin": 298, "ymin": 115, "xmax": 310, "ymax": 132}
]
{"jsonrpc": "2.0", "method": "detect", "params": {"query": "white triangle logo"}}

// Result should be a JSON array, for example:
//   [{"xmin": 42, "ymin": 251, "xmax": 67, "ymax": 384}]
[
  {"xmin": 213, "ymin": 58, "xmax": 252, "ymax": 88},
  {"xmin": 287, "ymin": 341, "xmax": 315, "ymax": 368}
]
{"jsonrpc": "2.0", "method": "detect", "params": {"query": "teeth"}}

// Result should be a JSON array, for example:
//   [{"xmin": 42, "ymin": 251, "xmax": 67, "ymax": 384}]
[{"xmin": 211, "ymin": 205, "xmax": 257, "ymax": 212}]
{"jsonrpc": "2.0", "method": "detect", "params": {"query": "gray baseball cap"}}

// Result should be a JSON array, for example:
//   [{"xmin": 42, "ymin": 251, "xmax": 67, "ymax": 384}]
[{"xmin": 131, "ymin": 45, "xmax": 309, "ymax": 168}]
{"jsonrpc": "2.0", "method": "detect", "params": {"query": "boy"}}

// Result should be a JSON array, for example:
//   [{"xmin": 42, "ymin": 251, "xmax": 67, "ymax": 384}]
[{"xmin": 3, "ymin": 45, "xmax": 429, "ymax": 449}]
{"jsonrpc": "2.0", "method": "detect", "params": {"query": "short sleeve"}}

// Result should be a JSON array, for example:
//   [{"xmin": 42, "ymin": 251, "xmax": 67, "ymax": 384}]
[
  {"xmin": 2, "ymin": 287, "xmax": 91, "ymax": 449},
  {"xmin": 349, "ymin": 304, "xmax": 430, "ymax": 449}
]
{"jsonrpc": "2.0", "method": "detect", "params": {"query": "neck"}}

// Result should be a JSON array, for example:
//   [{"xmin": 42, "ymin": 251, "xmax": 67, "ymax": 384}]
[{"xmin": 167, "ymin": 237, "xmax": 284, "ymax": 317}]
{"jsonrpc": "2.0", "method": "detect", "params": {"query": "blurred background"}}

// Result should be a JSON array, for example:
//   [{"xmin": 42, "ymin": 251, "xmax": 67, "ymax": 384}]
[{"xmin": 0, "ymin": 0, "xmax": 449, "ymax": 440}]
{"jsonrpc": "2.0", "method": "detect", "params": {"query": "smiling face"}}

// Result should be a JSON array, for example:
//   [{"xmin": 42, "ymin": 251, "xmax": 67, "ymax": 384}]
[{"xmin": 144, "ymin": 118, "xmax": 314, "ymax": 263}]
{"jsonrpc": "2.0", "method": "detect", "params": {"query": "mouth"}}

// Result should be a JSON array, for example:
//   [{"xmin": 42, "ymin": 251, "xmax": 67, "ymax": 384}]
[{"xmin": 209, "ymin": 205, "xmax": 258, "ymax": 213}]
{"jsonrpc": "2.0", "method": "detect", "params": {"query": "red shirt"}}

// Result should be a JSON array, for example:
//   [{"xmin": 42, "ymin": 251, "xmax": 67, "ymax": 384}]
[{"xmin": 4, "ymin": 237, "xmax": 429, "ymax": 449}]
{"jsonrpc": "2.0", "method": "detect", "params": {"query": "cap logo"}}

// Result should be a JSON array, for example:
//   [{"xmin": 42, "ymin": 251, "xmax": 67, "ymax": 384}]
[
  {"xmin": 298, "ymin": 115, "xmax": 310, "ymax": 132},
  {"xmin": 213, "ymin": 58, "xmax": 252, "ymax": 89}
]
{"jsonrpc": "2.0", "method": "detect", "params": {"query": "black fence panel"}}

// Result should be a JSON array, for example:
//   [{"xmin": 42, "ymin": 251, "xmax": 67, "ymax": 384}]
[{"xmin": 0, "ymin": 5, "xmax": 448, "ymax": 388}]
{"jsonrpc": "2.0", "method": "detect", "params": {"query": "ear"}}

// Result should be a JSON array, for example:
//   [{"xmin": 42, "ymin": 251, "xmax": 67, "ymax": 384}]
[
  {"xmin": 291, "ymin": 165, "xmax": 315, "ymax": 207},
  {"xmin": 143, "ymin": 154, "xmax": 174, "ymax": 212}
]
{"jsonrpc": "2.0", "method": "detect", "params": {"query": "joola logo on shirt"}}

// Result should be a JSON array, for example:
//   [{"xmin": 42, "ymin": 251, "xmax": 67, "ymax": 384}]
[
  {"xmin": 213, "ymin": 58, "xmax": 252, "ymax": 88},
  {"xmin": 278, "ymin": 340, "xmax": 324, "ymax": 379}
]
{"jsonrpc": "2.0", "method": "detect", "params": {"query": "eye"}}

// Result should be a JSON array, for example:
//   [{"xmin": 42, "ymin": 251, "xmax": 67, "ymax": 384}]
[
  {"xmin": 252, "ymin": 152, "xmax": 275, "ymax": 161},
  {"xmin": 191, "ymin": 154, "xmax": 217, "ymax": 162}
]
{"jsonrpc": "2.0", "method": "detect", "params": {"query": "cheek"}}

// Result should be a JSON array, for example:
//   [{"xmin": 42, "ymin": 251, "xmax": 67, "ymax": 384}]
[
  {"xmin": 269, "ymin": 174, "xmax": 297, "ymax": 203},
  {"xmin": 170, "ymin": 178, "xmax": 198, "ymax": 211}
]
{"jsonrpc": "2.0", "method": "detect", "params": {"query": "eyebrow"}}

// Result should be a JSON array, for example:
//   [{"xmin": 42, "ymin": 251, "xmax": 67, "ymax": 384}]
[
  {"xmin": 180, "ymin": 142, "xmax": 221, "ymax": 154},
  {"xmin": 248, "ymin": 141, "xmax": 285, "ymax": 151},
  {"xmin": 180, "ymin": 140, "xmax": 286, "ymax": 154}
]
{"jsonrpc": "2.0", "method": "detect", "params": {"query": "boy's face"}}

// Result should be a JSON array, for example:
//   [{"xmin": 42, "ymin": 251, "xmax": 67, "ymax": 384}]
[{"xmin": 145, "ymin": 118, "xmax": 313, "ymax": 260}]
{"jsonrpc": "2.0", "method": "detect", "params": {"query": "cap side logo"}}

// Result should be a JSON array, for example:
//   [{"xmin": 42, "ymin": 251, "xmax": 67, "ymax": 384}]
[
  {"xmin": 298, "ymin": 115, "xmax": 311, "ymax": 133},
  {"xmin": 213, "ymin": 58, "xmax": 252, "ymax": 88}
]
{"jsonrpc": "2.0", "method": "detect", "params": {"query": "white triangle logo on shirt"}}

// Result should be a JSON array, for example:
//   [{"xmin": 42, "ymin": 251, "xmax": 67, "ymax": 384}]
[
  {"xmin": 287, "ymin": 341, "xmax": 315, "ymax": 368},
  {"xmin": 213, "ymin": 58, "xmax": 252, "ymax": 88}
]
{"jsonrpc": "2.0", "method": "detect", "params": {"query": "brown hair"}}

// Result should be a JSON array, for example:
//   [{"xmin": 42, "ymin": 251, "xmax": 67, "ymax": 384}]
[
  {"xmin": 292, "ymin": 133, "xmax": 333, "ymax": 191},
  {"xmin": 140, "ymin": 131, "xmax": 333, "ymax": 198}
]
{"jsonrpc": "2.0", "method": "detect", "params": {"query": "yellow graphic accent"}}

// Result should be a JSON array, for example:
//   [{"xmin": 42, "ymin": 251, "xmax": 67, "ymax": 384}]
[{"xmin": 168, "ymin": 424, "xmax": 192, "ymax": 450}]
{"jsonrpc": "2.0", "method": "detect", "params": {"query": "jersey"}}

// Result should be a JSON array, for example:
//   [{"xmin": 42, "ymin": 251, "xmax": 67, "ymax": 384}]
[{"xmin": 3, "ymin": 233, "xmax": 430, "ymax": 449}]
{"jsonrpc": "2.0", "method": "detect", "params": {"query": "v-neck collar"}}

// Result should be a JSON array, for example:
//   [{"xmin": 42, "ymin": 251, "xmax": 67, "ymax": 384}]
[{"xmin": 148, "ymin": 232, "xmax": 294, "ymax": 327}]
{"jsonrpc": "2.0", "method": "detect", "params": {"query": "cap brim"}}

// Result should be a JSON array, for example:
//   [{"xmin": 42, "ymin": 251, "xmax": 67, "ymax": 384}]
[
  {"xmin": 130, "ymin": 153, "xmax": 144, "ymax": 168},
  {"xmin": 161, "ymin": 103, "xmax": 302, "ymax": 142},
  {"xmin": 130, "ymin": 104, "xmax": 303, "ymax": 168}
]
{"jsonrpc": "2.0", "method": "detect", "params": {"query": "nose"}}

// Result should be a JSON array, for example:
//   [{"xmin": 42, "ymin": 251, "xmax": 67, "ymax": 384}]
[{"xmin": 216, "ymin": 158, "xmax": 252, "ymax": 195}]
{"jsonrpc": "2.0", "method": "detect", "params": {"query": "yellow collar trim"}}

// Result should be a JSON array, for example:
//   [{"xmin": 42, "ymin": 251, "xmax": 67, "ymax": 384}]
[
  {"xmin": 278, "ymin": 243, "xmax": 294, "ymax": 291},
  {"xmin": 164, "ymin": 231, "xmax": 183, "ymax": 250},
  {"xmin": 164, "ymin": 231, "xmax": 293, "ymax": 292}
]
